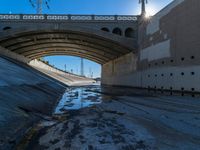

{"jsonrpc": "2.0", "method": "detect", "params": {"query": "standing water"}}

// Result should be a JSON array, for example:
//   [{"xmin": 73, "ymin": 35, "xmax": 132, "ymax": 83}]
[{"xmin": 54, "ymin": 85, "xmax": 102, "ymax": 114}]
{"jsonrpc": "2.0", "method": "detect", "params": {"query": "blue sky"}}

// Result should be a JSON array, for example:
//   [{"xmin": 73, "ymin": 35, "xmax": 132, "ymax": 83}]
[
  {"xmin": 0, "ymin": 0, "xmax": 173, "ymax": 78},
  {"xmin": 0, "ymin": 0, "xmax": 173, "ymax": 15}
]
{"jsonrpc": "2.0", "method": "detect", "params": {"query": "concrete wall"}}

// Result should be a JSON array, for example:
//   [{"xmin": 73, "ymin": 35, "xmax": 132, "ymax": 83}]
[
  {"xmin": 102, "ymin": 53, "xmax": 141, "ymax": 87},
  {"xmin": 102, "ymin": 53, "xmax": 200, "ymax": 92},
  {"xmin": 102, "ymin": 0, "xmax": 200, "ymax": 95}
]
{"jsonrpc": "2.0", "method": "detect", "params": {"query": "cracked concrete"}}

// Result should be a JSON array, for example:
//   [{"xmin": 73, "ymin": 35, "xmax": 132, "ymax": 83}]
[{"xmin": 24, "ymin": 86, "xmax": 200, "ymax": 150}]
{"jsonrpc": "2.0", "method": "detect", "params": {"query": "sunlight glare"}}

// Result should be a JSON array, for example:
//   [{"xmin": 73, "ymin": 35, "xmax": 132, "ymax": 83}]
[{"xmin": 145, "ymin": 5, "xmax": 157, "ymax": 18}]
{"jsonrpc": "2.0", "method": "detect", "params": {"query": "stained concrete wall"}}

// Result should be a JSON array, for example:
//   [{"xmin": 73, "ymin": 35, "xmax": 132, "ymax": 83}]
[
  {"xmin": 101, "ymin": 53, "xmax": 141, "ymax": 87},
  {"xmin": 102, "ymin": 0, "xmax": 200, "ymax": 95},
  {"xmin": 102, "ymin": 53, "xmax": 200, "ymax": 93}
]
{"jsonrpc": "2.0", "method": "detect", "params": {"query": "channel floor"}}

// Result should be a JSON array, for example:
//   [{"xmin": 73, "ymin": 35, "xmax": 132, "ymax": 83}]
[{"xmin": 23, "ymin": 85, "xmax": 200, "ymax": 150}]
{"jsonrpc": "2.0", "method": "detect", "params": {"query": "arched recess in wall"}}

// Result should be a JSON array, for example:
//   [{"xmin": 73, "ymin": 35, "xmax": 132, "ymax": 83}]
[
  {"xmin": 3, "ymin": 26, "xmax": 11, "ymax": 31},
  {"xmin": 125, "ymin": 28, "xmax": 135, "ymax": 38},
  {"xmin": 112, "ymin": 27, "xmax": 122, "ymax": 36},
  {"xmin": 101, "ymin": 27, "xmax": 110, "ymax": 32}
]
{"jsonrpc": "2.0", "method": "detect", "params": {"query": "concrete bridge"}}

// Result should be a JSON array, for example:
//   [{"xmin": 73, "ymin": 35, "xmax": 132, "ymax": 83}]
[
  {"xmin": 1, "ymin": 0, "xmax": 200, "ymax": 149},
  {"xmin": 0, "ymin": 0, "xmax": 199, "ymax": 95},
  {"xmin": 0, "ymin": 14, "xmax": 138, "ymax": 64}
]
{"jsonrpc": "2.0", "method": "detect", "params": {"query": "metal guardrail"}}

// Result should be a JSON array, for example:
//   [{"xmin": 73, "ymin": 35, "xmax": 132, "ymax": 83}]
[{"xmin": 0, "ymin": 14, "xmax": 138, "ymax": 21}]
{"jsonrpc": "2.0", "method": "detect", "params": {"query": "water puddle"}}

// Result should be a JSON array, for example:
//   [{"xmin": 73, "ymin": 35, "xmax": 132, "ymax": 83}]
[{"xmin": 54, "ymin": 86, "xmax": 102, "ymax": 114}]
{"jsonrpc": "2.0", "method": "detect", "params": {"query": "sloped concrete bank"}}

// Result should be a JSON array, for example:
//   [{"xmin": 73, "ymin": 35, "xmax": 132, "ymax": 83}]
[
  {"xmin": 29, "ymin": 59, "xmax": 96, "ymax": 86},
  {"xmin": 0, "ymin": 56, "xmax": 67, "ymax": 149}
]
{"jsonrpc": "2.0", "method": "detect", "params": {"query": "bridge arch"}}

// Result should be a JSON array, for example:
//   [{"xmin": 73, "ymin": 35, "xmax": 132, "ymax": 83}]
[
  {"xmin": 3, "ymin": 26, "xmax": 12, "ymax": 31},
  {"xmin": 125, "ymin": 28, "xmax": 135, "ymax": 38},
  {"xmin": 0, "ymin": 25, "xmax": 136, "ymax": 64},
  {"xmin": 112, "ymin": 28, "xmax": 122, "ymax": 36},
  {"xmin": 101, "ymin": 27, "xmax": 110, "ymax": 32}
]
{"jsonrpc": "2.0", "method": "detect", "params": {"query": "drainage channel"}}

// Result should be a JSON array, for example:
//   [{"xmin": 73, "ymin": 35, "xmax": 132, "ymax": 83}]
[{"xmin": 16, "ymin": 85, "xmax": 200, "ymax": 150}]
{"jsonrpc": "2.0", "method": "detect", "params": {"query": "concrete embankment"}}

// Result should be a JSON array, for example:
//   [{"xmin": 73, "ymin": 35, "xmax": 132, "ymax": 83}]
[
  {"xmin": 0, "ymin": 56, "xmax": 66, "ymax": 149},
  {"xmin": 29, "ymin": 59, "xmax": 96, "ymax": 86}
]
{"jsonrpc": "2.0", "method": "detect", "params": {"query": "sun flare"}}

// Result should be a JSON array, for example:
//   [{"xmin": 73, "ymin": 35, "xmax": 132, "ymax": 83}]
[{"xmin": 145, "ymin": 5, "xmax": 157, "ymax": 18}]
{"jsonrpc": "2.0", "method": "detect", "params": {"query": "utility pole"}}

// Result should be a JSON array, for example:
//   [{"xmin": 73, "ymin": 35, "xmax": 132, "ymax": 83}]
[
  {"xmin": 89, "ymin": 67, "xmax": 91, "ymax": 78},
  {"xmin": 80, "ymin": 58, "xmax": 84, "ymax": 76},
  {"xmin": 139, "ymin": 0, "xmax": 148, "ymax": 17},
  {"xmin": 37, "ymin": 0, "xmax": 42, "ymax": 14},
  {"xmin": 64, "ymin": 64, "xmax": 66, "ymax": 72},
  {"xmin": 29, "ymin": 0, "xmax": 50, "ymax": 14}
]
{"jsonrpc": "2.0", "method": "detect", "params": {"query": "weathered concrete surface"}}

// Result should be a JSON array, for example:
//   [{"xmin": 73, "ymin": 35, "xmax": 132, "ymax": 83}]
[
  {"xmin": 0, "ymin": 16, "xmax": 138, "ymax": 64},
  {"xmin": 24, "ymin": 86, "xmax": 200, "ymax": 150},
  {"xmin": 102, "ymin": 0, "xmax": 200, "ymax": 95},
  {"xmin": 0, "ymin": 56, "xmax": 66, "ymax": 149},
  {"xmin": 0, "ymin": 46, "xmax": 30, "ymax": 63},
  {"xmin": 102, "ymin": 52, "xmax": 200, "ymax": 95}
]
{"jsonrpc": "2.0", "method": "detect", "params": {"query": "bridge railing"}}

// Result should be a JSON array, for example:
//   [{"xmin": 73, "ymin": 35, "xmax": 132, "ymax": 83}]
[{"xmin": 0, "ymin": 14, "xmax": 138, "ymax": 21}]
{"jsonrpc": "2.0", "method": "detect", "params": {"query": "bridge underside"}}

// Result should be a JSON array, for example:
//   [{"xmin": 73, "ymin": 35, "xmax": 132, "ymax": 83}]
[{"xmin": 0, "ymin": 27, "xmax": 136, "ymax": 64}]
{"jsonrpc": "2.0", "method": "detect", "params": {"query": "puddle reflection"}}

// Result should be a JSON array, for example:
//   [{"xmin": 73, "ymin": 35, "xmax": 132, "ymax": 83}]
[{"xmin": 54, "ymin": 86, "xmax": 102, "ymax": 114}]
